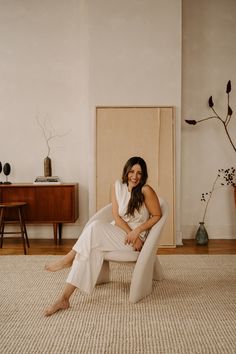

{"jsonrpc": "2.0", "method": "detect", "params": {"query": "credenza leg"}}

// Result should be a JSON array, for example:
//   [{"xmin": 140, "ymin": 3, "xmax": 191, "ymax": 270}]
[
  {"xmin": 53, "ymin": 223, "xmax": 58, "ymax": 244},
  {"xmin": 52, "ymin": 223, "xmax": 63, "ymax": 244},
  {"xmin": 58, "ymin": 223, "xmax": 62, "ymax": 243}
]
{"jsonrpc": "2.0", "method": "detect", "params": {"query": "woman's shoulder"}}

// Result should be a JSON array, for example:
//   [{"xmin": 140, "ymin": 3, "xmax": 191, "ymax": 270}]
[{"xmin": 142, "ymin": 184, "xmax": 158, "ymax": 197}]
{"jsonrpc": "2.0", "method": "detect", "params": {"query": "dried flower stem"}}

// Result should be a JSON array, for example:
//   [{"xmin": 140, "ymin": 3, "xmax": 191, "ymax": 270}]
[
  {"xmin": 201, "ymin": 168, "xmax": 236, "ymax": 223},
  {"xmin": 202, "ymin": 173, "xmax": 219, "ymax": 223}
]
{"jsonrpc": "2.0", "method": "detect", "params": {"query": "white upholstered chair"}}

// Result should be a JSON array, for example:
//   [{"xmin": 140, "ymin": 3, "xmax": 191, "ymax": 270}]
[{"xmin": 87, "ymin": 197, "xmax": 168, "ymax": 303}]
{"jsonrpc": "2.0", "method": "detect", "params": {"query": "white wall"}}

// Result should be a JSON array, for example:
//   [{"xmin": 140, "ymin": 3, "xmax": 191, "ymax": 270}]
[
  {"xmin": 182, "ymin": 0, "xmax": 236, "ymax": 239},
  {"xmin": 0, "ymin": 0, "xmax": 182, "ymax": 240}
]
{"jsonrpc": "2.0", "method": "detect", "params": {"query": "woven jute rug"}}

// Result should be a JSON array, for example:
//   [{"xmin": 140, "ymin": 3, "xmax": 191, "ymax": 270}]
[{"xmin": 0, "ymin": 255, "xmax": 235, "ymax": 354}]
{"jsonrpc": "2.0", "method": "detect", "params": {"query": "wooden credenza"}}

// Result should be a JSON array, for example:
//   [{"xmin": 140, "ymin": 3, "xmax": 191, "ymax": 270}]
[{"xmin": 0, "ymin": 183, "xmax": 79, "ymax": 243}]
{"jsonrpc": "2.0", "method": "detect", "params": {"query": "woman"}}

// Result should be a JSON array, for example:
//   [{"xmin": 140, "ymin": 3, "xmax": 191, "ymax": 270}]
[{"xmin": 44, "ymin": 157, "xmax": 161, "ymax": 316}]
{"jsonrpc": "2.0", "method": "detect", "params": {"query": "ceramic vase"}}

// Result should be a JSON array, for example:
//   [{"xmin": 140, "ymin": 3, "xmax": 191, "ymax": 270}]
[
  {"xmin": 44, "ymin": 157, "xmax": 52, "ymax": 177},
  {"xmin": 195, "ymin": 222, "xmax": 209, "ymax": 245}
]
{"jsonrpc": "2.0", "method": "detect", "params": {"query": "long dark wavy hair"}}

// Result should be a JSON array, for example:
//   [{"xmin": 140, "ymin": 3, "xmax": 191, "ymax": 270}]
[{"xmin": 122, "ymin": 156, "xmax": 148, "ymax": 216}]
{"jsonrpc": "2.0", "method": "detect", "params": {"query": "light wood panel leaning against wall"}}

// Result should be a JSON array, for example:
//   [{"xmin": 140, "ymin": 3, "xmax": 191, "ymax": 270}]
[{"xmin": 96, "ymin": 107, "xmax": 175, "ymax": 247}]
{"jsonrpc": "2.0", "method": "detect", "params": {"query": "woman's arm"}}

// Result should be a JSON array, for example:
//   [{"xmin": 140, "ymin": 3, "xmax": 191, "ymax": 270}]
[
  {"xmin": 111, "ymin": 183, "xmax": 132, "ymax": 234},
  {"xmin": 125, "ymin": 185, "xmax": 162, "ymax": 246},
  {"xmin": 137, "ymin": 184, "xmax": 162, "ymax": 233}
]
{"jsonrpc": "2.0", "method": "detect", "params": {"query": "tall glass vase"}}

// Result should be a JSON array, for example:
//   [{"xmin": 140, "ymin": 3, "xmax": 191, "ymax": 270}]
[{"xmin": 195, "ymin": 222, "xmax": 209, "ymax": 245}]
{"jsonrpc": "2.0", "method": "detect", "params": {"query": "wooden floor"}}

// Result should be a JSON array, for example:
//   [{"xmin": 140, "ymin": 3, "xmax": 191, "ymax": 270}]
[{"xmin": 0, "ymin": 238, "xmax": 236, "ymax": 255}]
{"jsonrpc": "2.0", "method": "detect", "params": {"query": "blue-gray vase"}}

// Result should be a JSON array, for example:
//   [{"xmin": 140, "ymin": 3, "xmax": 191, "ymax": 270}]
[{"xmin": 195, "ymin": 222, "xmax": 209, "ymax": 245}]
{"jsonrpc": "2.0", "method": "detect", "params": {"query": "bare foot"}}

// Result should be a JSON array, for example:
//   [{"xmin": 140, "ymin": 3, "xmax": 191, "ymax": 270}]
[
  {"xmin": 44, "ymin": 298, "xmax": 70, "ymax": 316},
  {"xmin": 45, "ymin": 257, "xmax": 73, "ymax": 272}
]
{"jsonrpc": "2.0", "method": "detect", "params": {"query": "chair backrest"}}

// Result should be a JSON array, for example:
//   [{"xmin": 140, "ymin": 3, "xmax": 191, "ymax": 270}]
[{"xmin": 85, "ymin": 203, "xmax": 113, "ymax": 228}]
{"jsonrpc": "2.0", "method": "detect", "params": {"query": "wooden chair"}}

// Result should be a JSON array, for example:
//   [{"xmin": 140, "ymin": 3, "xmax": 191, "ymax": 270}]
[
  {"xmin": 87, "ymin": 197, "xmax": 168, "ymax": 303},
  {"xmin": 0, "ymin": 201, "xmax": 30, "ymax": 254}
]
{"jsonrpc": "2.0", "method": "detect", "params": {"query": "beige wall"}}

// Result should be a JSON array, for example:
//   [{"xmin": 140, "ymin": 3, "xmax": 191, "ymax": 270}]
[
  {"xmin": 2, "ymin": 1, "xmax": 235, "ymax": 242},
  {"xmin": 182, "ymin": 0, "xmax": 236, "ymax": 239},
  {"xmin": 0, "ymin": 0, "xmax": 90, "ymax": 238},
  {"xmin": 0, "ymin": 0, "xmax": 182, "ymax": 240}
]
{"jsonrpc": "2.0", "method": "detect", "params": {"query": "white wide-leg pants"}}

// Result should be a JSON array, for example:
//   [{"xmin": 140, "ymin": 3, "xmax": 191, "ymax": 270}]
[{"xmin": 66, "ymin": 220, "xmax": 133, "ymax": 293}]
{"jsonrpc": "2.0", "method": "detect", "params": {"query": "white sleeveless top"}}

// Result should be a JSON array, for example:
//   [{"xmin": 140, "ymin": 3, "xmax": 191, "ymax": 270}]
[{"xmin": 114, "ymin": 180, "xmax": 150, "ymax": 234}]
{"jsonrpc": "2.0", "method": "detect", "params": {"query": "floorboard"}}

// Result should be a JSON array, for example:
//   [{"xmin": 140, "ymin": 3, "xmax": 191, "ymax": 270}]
[{"xmin": 0, "ymin": 238, "xmax": 236, "ymax": 255}]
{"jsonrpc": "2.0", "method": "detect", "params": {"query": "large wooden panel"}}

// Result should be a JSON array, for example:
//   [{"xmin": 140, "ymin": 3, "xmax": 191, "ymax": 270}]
[
  {"xmin": 96, "ymin": 106, "xmax": 175, "ymax": 247},
  {"xmin": 158, "ymin": 108, "xmax": 175, "ymax": 246}
]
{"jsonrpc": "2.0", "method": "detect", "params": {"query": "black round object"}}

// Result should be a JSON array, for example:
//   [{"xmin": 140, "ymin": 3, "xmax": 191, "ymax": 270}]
[
  {"xmin": 0, "ymin": 161, "xmax": 2, "ymax": 173},
  {"xmin": 3, "ymin": 163, "xmax": 11, "ymax": 176}
]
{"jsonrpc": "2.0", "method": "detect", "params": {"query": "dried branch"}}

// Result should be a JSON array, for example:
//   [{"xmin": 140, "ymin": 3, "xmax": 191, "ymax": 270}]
[
  {"xmin": 36, "ymin": 117, "xmax": 69, "ymax": 157},
  {"xmin": 185, "ymin": 80, "xmax": 236, "ymax": 153}
]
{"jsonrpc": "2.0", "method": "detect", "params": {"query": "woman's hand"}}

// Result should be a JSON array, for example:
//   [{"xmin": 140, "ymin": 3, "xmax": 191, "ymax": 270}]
[
  {"xmin": 132, "ymin": 237, "xmax": 144, "ymax": 251},
  {"xmin": 125, "ymin": 229, "xmax": 143, "ymax": 251},
  {"xmin": 124, "ymin": 228, "xmax": 140, "ymax": 246}
]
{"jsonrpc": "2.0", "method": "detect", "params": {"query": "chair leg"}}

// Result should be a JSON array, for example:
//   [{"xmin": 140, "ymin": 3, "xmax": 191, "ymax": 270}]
[
  {"xmin": 96, "ymin": 260, "xmax": 110, "ymax": 285},
  {"xmin": 18, "ymin": 207, "xmax": 27, "ymax": 255},
  {"xmin": 130, "ymin": 260, "xmax": 154, "ymax": 303},
  {"xmin": 21, "ymin": 211, "xmax": 30, "ymax": 248},
  {"xmin": 129, "ymin": 273, "xmax": 153, "ymax": 303},
  {"xmin": 153, "ymin": 256, "xmax": 164, "ymax": 281},
  {"xmin": 0, "ymin": 208, "xmax": 5, "ymax": 248}
]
